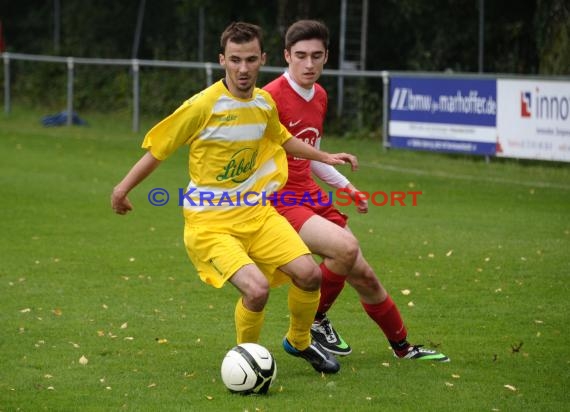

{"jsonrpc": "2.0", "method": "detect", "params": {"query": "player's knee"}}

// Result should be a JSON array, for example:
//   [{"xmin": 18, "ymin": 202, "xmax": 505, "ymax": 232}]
[
  {"xmin": 295, "ymin": 263, "xmax": 321, "ymax": 291},
  {"xmin": 337, "ymin": 236, "xmax": 359, "ymax": 268},
  {"xmin": 244, "ymin": 282, "xmax": 270, "ymax": 311}
]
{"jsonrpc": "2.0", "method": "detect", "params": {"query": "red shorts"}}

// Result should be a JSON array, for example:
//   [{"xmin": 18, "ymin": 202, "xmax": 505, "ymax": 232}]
[{"xmin": 275, "ymin": 200, "xmax": 348, "ymax": 232}]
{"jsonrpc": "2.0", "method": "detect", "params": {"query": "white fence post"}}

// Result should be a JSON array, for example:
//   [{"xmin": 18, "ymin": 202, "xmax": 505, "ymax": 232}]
[
  {"xmin": 3, "ymin": 52, "xmax": 10, "ymax": 114},
  {"xmin": 205, "ymin": 62, "xmax": 213, "ymax": 85},
  {"xmin": 382, "ymin": 70, "xmax": 389, "ymax": 150},
  {"xmin": 132, "ymin": 59, "xmax": 140, "ymax": 133},
  {"xmin": 66, "ymin": 57, "xmax": 74, "ymax": 126}
]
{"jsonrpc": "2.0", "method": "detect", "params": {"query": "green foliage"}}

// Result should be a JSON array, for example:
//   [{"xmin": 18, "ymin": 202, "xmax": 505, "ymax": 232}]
[
  {"xmin": 8, "ymin": 61, "xmax": 67, "ymax": 110},
  {"xmin": 0, "ymin": 108, "xmax": 569, "ymax": 411},
  {"xmin": 138, "ymin": 67, "xmax": 209, "ymax": 117},
  {"xmin": 1, "ymin": 1, "xmax": 569, "ymax": 130},
  {"xmin": 535, "ymin": 0, "xmax": 570, "ymax": 74}
]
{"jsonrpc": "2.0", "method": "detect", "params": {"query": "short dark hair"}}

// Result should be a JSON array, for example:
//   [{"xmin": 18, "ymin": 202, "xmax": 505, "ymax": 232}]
[
  {"xmin": 285, "ymin": 20, "xmax": 329, "ymax": 51},
  {"xmin": 220, "ymin": 22, "xmax": 264, "ymax": 53}
]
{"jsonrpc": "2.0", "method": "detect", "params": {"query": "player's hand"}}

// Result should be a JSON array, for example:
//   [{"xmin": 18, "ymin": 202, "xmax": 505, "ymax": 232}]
[
  {"xmin": 345, "ymin": 185, "xmax": 368, "ymax": 214},
  {"xmin": 111, "ymin": 188, "xmax": 133, "ymax": 215},
  {"xmin": 323, "ymin": 153, "xmax": 358, "ymax": 171}
]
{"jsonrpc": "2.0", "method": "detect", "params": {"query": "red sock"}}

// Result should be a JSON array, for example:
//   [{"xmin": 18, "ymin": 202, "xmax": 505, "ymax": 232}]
[
  {"xmin": 361, "ymin": 296, "xmax": 409, "ymax": 351},
  {"xmin": 316, "ymin": 262, "xmax": 346, "ymax": 317}
]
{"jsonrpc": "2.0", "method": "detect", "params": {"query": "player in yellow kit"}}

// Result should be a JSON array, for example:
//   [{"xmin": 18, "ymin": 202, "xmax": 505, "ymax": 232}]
[{"xmin": 111, "ymin": 22, "xmax": 358, "ymax": 374}]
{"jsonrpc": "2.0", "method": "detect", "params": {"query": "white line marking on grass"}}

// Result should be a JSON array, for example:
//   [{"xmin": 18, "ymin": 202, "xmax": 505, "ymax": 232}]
[{"xmin": 361, "ymin": 162, "xmax": 570, "ymax": 191}]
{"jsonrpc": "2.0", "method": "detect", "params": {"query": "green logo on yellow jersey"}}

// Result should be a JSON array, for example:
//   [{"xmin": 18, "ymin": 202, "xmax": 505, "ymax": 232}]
[
  {"xmin": 217, "ymin": 147, "xmax": 258, "ymax": 183},
  {"xmin": 220, "ymin": 114, "xmax": 237, "ymax": 122}
]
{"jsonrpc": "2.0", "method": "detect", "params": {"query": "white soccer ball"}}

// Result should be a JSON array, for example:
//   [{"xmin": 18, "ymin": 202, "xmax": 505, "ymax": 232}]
[{"xmin": 220, "ymin": 343, "xmax": 277, "ymax": 394}]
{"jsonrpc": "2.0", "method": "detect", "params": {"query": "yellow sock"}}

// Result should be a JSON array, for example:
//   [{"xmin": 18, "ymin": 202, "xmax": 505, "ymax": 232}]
[
  {"xmin": 285, "ymin": 283, "xmax": 320, "ymax": 350},
  {"xmin": 234, "ymin": 297, "xmax": 264, "ymax": 344}
]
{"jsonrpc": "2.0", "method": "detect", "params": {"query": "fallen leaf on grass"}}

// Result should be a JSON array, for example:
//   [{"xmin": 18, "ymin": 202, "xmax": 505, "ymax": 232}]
[
  {"xmin": 451, "ymin": 374, "xmax": 460, "ymax": 379},
  {"xmin": 504, "ymin": 384, "xmax": 517, "ymax": 391},
  {"xmin": 445, "ymin": 382, "xmax": 454, "ymax": 387},
  {"xmin": 381, "ymin": 362, "xmax": 390, "ymax": 367},
  {"xmin": 20, "ymin": 308, "xmax": 31, "ymax": 313},
  {"xmin": 52, "ymin": 308, "xmax": 62, "ymax": 316},
  {"xmin": 148, "ymin": 383, "xmax": 156, "ymax": 388},
  {"xmin": 156, "ymin": 338, "xmax": 168, "ymax": 344},
  {"xmin": 407, "ymin": 301, "xmax": 415, "ymax": 307},
  {"xmin": 120, "ymin": 322, "xmax": 128, "ymax": 329},
  {"xmin": 79, "ymin": 355, "xmax": 88, "ymax": 365},
  {"xmin": 205, "ymin": 395, "xmax": 213, "ymax": 400},
  {"xmin": 401, "ymin": 289, "xmax": 411, "ymax": 295},
  {"xmin": 446, "ymin": 250, "xmax": 453, "ymax": 257}
]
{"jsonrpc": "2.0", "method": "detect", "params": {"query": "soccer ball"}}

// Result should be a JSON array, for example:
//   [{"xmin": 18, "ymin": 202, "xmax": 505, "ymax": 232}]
[{"xmin": 220, "ymin": 343, "xmax": 277, "ymax": 394}]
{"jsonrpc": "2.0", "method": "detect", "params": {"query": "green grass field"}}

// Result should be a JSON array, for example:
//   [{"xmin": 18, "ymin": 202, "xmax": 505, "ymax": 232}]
[{"xmin": 1, "ymin": 107, "xmax": 569, "ymax": 411}]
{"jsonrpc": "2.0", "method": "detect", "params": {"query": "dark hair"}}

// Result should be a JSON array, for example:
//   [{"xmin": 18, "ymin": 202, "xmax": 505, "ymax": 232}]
[
  {"xmin": 285, "ymin": 20, "xmax": 329, "ymax": 51},
  {"xmin": 220, "ymin": 22, "xmax": 264, "ymax": 53}
]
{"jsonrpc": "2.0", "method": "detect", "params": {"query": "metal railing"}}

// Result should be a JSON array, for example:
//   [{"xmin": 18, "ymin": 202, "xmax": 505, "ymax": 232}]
[{"xmin": 2, "ymin": 52, "xmax": 388, "ymax": 135}]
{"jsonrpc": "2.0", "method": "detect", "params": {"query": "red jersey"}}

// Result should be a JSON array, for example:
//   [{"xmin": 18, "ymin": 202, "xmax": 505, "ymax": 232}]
[{"xmin": 263, "ymin": 73, "xmax": 327, "ymax": 197}]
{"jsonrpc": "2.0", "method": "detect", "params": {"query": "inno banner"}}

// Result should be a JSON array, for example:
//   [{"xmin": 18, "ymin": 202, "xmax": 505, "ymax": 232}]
[
  {"xmin": 496, "ymin": 79, "xmax": 570, "ymax": 162},
  {"xmin": 388, "ymin": 76, "xmax": 498, "ymax": 155}
]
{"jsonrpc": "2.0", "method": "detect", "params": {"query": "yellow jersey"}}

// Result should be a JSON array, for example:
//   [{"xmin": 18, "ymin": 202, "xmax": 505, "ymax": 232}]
[{"xmin": 142, "ymin": 80, "xmax": 291, "ymax": 225}]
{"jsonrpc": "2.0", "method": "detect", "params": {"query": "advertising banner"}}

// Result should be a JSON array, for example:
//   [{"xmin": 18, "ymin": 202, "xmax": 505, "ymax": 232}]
[
  {"xmin": 496, "ymin": 79, "xmax": 570, "ymax": 162},
  {"xmin": 388, "ymin": 77, "xmax": 498, "ymax": 155}
]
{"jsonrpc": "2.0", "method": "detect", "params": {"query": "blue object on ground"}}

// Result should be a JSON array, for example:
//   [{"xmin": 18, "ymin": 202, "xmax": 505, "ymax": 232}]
[{"xmin": 42, "ymin": 111, "xmax": 87, "ymax": 127}]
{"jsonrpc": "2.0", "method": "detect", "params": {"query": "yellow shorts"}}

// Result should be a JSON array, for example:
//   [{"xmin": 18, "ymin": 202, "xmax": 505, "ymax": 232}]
[{"xmin": 184, "ymin": 206, "xmax": 310, "ymax": 288}]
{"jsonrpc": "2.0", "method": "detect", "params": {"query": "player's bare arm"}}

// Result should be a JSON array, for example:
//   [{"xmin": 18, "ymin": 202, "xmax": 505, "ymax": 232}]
[
  {"xmin": 111, "ymin": 151, "xmax": 162, "ymax": 215},
  {"xmin": 282, "ymin": 137, "xmax": 358, "ymax": 171}
]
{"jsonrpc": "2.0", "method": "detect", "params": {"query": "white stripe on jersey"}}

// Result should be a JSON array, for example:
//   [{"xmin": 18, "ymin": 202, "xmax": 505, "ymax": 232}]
[
  {"xmin": 199, "ymin": 123, "xmax": 267, "ymax": 142},
  {"xmin": 213, "ymin": 94, "xmax": 272, "ymax": 113}
]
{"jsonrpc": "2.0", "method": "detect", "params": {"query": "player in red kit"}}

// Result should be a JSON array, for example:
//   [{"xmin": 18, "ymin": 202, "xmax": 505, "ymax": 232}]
[{"xmin": 264, "ymin": 20, "xmax": 449, "ymax": 362}]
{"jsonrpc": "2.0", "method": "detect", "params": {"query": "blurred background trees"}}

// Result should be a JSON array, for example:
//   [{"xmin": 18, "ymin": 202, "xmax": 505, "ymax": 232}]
[
  {"xmin": 1, "ymin": 0, "xmax": 568, "ymax": 129},
  {"xmin": 3, "ymin": 0, "xmax": 568, "ymax": 73}
]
